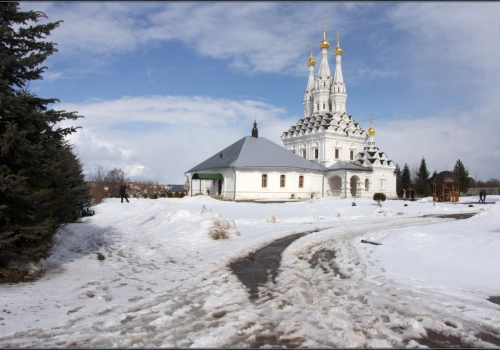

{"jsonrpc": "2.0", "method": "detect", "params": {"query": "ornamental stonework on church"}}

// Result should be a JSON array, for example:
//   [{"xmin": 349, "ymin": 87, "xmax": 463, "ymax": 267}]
[{"xmin": 186, "ymin": 24, "xmax": 398, "ymax": 201}]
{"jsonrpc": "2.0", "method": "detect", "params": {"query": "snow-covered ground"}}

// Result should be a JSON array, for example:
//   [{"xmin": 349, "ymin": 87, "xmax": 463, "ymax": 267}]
[{"xmin": 1, "ymin": 196, "xmax": 500, "ymax": 347}]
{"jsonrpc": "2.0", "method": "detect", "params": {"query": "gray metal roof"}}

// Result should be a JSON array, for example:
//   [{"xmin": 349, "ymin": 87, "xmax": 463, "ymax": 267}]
[
  {"xmin": 327, "ymin": 161, "xmax": 372, "ymax": 172},
  {"xmin": 187, "ymin": 136, "xmax": 327, "ymax": 173}
]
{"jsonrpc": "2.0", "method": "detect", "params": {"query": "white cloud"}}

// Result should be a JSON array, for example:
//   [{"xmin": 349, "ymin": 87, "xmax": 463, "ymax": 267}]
[
  {"xmin": 388, "ymin": 3, "xmax": 500, "ymax": 103},
  {"xmin": 59, "ymin": 95, "xmax": 294, "ymax": 183},
  {"xmin": 24, "ymin": 2, "xmax": 370, "ymax": 75},
  {"xmin": 376, "ymin": 104, "xmax": 500, "ymax": 181}
]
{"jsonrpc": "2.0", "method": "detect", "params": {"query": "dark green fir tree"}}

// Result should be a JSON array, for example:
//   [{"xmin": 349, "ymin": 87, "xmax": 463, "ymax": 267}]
[
  {"xmin": 401, "ymin": 163, "xmax": 412, "ymax": 193},
  {"xmin": 416, "ymin": 158, "xmax": 430, "ymax": 196},
  {"xmin": 453, "ymin": 159, "xmax": 470, "ymax": 194},
  {"xmin": 0, "ymin": 2, "xmax": 88, "ymax": 276}
]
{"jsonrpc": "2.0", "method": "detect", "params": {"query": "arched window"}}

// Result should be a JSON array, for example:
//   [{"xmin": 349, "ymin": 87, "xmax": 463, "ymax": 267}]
[
  {"xmin": 299, "ymin": 176, "xmax": 304, "ymax": 188},
  {"xmin": 262, "ymin": 174, "xmax": 267, "ymax": 188},
  {"xmin": 323, "ymin": 82, "xmax": 325, "ymax": 88},
  {"xmin": 365, "ymin": 179, "xmax": 369, "ymax": 191}
]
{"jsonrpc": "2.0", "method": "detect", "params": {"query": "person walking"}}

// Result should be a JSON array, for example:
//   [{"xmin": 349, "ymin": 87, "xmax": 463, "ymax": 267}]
[
  {"xmin": 482, "ymin": 189, "xmax": 486, "ymax": 203},
  {"xmin": 479, "ymin": 190, "xmax": 483, "ymax": 203},
  {"xmin": 120, "ymin": 184, "xmax": 129, "ymax": 203}
]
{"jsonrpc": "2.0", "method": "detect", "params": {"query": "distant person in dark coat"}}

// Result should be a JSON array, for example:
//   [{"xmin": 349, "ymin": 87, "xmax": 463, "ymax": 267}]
[
  {"xmin": 482, "ymin": 190, "xmax": 486, "ymax": 203},
  {"xmin": 479, "ymin": 190, "xmax": 483, "ymax": 203},
  {"xmin": 120, "ymin": 184, "xmax": 129, "ymax": 203}
]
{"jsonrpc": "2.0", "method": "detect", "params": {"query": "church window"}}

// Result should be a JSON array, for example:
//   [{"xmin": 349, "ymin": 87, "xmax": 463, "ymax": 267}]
[
  {"xmin": 314, "ymin": 148, "xmax": 319, "ymax": 159},
  {"xmin": 350, "ymin": 150, "xmax": 354, "ymax": 160},
  {"xmin": 302, "ymin": 149, "xmax": 306, "ymax": 158},
  {"xmin": 280, "ymin": 175, "xmax": 286, "ymax": 188},
  {"xmin": 323, "ymin": 103, "xmax": 325, "ymax": 109},
  {"xmin": 299, "ymin": 176, "xmax": 304, "ymax": 188},
  {"xmin": 262, "ymin": 174, "xmax": 267, "ymax": 188},
  {"xmin": 365, "ymin": 179, "xmax": 369, "ymax": 191},
  {"xmin": 335, "ymin": 149, "xmax": 339, "ymax": 159},
  {"xmin": 323, "ymin": 82, "xmax": 325, "ymax": 88},
  {"xmin": 317, "ymin": 104, "xmax": 319, "ymax": 110}
]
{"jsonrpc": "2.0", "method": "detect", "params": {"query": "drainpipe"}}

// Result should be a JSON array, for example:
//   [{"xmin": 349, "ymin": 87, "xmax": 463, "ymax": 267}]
[
  {"xmin": 232, "ymin": 168, "xmax": 236, "ymax": 201},
  {"xmin": 344, "ymin": 163, "xmax": 347, "ymax": 199},
  {"xmin": 322, "ymin": 173, "xmax": 325, "ymax": 198}
]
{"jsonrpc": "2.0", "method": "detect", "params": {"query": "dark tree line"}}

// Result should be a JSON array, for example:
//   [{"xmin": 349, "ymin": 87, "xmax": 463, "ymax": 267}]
[
  {"xmin": 396, "ymin": 158, "xmax": 476, "ymax": 197},
  {"xmin": 0, "ymin": 3, "xmax": 88, "ymax": 277}
]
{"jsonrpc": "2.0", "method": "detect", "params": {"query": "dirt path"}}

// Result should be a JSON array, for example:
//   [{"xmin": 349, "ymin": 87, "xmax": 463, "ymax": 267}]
[
  {"xmin": 1, "ymin": 212, "xmax": 499, "ymax": 348},
  {"xmin": 229, "ymin": 214, "xmax": 500, "ymax": 348}
]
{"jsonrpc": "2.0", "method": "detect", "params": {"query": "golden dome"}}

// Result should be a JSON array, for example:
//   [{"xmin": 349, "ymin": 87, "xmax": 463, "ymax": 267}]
[
  {"xmin": 334, "ymin": 46, "xmax": 343, "ymax": 55},
  {"xmin": 320, "ymin": 23, "xmax": 330, "ymax": 49},
  {"xmin": 320, "ymin": 38, "xmax": 330, "ymax": 49},
  {"xmin": 367, "ymin": 112, "xmax": 375, "ymax": 136},
  {"xmin": 308, "ymin": 57, "xmax": 316, "ymax": 66}
]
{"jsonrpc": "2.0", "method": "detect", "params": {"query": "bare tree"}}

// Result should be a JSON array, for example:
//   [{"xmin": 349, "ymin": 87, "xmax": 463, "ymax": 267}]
[
  {"xmin": 87, "ymin": 165, "xmax": 108, "ymax": 204},
  {"xmin": 105, "ymin": 168, "xmax": 127, "ymax": 198}
]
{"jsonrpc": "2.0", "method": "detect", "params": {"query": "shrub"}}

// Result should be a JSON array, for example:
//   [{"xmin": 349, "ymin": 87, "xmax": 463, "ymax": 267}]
[
  {"xmin": 143, "ymin": 194, "xmax": 147, "ymax": 198},
  {"xmin": 167, "ymin": 192, "xmax": 173, "ymax": 198},
  {"xmin": 160, "ymin": 193, "xmax": 166, "ymax": 198},
  {"xmin": 373, "ymin": 193, "xmax": 387, "ymax": 207},
  {"xmin": 180, "ymin": 193, "xmax": 185, "ymax": 198},
  {"xmin": 153, "ymin": 193, "xmax": 158, "ymax": 199}
]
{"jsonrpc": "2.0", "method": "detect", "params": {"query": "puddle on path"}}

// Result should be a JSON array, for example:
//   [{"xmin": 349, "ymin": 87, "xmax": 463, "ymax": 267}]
[
  {"xmin": 409, "ymin": 328, "xmax": 500, "ymax": 348},
  {"xmin": 307, "ymin": 249, "xmax": 347, "ymax": 278},
  {"xmin": 487, "ymin": 296, "xmax": 500, "ymax": 306},
  {"xmin": 422, "ymin": 213, "xmax": 476, "ymax": 220},
  {"xmin": 411, "ymin": 328, "xmax": 473, "ymax": 348},
  {"xmin": 229, "ymin": 229, "xmax": 321, "ymax": 299}
]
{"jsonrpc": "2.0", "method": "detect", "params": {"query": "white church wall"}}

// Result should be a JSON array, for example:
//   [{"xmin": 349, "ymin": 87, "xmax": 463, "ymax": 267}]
[{"xmin": 232, "ymin": 168, "xmax": 325, "ymax": 200}]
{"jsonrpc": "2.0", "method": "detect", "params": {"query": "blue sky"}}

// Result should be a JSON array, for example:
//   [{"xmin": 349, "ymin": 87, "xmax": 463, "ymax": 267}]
[{"xmin": 22, "ymin": 2, "xmax": 500, "ymax": 183}]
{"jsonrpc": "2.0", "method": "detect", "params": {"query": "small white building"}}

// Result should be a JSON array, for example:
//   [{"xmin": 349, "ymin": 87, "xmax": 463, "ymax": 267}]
[{"xmin": 186, "ymin": 27, "xmax": 397, "ymax": 200}]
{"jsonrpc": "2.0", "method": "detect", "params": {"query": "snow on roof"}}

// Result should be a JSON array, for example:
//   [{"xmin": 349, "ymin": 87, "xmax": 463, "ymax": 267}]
[{"xmin": 187, "ymin": 136, "xmax": 327, "ymax": 173}]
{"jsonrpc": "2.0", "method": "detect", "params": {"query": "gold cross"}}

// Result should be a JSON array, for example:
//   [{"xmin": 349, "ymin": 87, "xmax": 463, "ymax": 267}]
[
  {"xmin": 337, "ymin": 31, "xmax": 341, "ymax": 47},
  {"xmin": 369, "ymin": 112, "xmax": 373, "ymax": 125},
  {"xmin": 310, "ymin": 43, "xmax": 313, "ymax": 56},
  {"xmin": 323, "ymin": 20, "xmax": 327, "ymax": 32}
]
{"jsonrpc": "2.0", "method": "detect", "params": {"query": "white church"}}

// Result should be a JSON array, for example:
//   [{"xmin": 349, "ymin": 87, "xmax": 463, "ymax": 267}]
[{"xmin": 186, "ymin": 27, "xmax": 397, "ymax": 201}]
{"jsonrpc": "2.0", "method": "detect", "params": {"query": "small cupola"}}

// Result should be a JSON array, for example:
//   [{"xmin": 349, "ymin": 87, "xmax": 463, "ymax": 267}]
[{"xmin": 252, "ymin": 116, "xmax": 258, "ymax": 138}]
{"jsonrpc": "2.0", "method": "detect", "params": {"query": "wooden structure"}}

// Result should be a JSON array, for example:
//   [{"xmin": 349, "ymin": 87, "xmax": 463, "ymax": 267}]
[{"xmin": 433, "ymin": 171, "xmax": 460, "ymax": 202}]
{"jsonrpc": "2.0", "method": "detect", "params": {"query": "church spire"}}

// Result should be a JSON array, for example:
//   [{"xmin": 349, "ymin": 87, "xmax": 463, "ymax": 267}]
[
  {"xmin": 318, "ymin": 20, "xmax": 331, "ymax": 78},
  {"xmin": 251, "ymin": 115, "xmax": 258, "ymax": 138},
  {"xmin": 330, "ymin": 30, "xmax": 347, "ymax": 113},
  {"xmin": 303, "ymin": 44, "xmax": 316, "ymax": 118},
  {"xmin": 306, "ymin": 43, "xmax": 316, "ymax": 91},
  {"xmin": 367, "ymin": 112, "xmax": 376, "ymax": 149}
]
